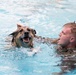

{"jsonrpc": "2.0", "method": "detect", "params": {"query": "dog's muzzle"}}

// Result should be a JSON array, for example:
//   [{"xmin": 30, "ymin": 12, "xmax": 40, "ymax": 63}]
[{"xmin": 20, "ymin": 32, "xmax": 32, "ymax": 43}]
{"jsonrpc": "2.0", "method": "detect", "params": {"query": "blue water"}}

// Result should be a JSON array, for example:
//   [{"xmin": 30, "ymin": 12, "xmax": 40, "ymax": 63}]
[{"xmin": 0, "ymin": 0, "xmax": 76, "ymax": 75}]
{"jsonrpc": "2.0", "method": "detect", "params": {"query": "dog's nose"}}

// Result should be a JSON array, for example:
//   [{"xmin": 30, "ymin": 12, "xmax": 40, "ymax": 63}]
[
  {"xmin": 24, "ymin": 32, "xmax": 29, "ymax": 35},
  {"xmin": 24, "ymin": 32, "xmax": 29, "ymax": 36}
]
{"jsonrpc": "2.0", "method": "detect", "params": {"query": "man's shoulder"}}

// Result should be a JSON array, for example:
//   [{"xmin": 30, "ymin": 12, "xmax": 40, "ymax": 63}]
[{"xmin": 56, "ymin": 46, "xmax": 76, "ymax": 56}]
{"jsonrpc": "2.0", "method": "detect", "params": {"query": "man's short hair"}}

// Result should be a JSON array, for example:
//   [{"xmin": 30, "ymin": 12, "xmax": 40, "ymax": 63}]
[{"xmin": 63, "ymin": 22, "xmax": 76, "ymax": 35}]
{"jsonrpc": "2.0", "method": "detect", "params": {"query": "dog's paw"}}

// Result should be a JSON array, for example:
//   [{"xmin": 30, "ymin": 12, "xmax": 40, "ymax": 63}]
[
  {"xmin": 5, "ymin": 36, "xmax": 12, "ymax": 42},
  {"xmin": 27, "ymin": 47, "xmax": 40, "ymax": 56},
  {"xmin": 4, "ymin": 45, "xmax": 13, "ymax": 50}
]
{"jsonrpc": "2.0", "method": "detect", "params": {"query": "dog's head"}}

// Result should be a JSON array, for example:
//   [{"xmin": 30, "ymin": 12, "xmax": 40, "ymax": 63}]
[{"xmin": 10, "ymin": 24, "xmax": 36, "ymax": 48}]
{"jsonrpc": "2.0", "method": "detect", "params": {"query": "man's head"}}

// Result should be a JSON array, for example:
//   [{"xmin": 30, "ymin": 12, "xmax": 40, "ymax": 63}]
[
  {"xmin": 58, "ymin": 22, "xmax": 76, "ymax": 48},
  {"xmin": 10, "ymin": 24, "xmax": 36, "ymax": 48}
]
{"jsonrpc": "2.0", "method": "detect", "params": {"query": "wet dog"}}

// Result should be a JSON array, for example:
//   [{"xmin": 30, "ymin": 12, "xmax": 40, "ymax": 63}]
[{"xmin": 9, "ymin": 24, "xmax": 36, "ymax": 48}]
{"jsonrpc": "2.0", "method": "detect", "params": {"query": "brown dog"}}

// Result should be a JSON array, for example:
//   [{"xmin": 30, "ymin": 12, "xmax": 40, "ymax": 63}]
[{"xmin": 9, "ymin": 24, "xmax": 36, "ymax": 48}]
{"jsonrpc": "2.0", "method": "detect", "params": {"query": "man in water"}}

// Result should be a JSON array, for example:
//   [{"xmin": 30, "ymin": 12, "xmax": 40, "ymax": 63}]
[{"xmin": 56, "ymin": 22, "xmax": 76, "ymax": 75}]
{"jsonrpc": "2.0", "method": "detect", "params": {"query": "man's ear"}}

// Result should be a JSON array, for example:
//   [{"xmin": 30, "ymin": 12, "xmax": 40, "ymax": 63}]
[{"xmin": 70, "ymin": 37, "xmax": 75, "ymax": 43}]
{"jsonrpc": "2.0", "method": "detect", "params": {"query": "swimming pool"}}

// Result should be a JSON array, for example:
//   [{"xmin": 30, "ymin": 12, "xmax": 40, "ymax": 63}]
[{"xmin": 0, "ymin": 0, "xmax": 76, "ymax": 75}]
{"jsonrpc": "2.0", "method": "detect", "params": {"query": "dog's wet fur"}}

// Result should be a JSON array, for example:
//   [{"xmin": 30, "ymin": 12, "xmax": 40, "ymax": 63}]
[{"xmin": 9, "ymin": 24, "xmax": 36, "ymax": 48}]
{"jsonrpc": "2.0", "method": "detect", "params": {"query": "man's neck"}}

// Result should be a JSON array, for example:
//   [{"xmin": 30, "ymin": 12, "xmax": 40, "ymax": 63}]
[{"xmin": 66, "ymin": 44, "xmax": 76, "ymax": 49}]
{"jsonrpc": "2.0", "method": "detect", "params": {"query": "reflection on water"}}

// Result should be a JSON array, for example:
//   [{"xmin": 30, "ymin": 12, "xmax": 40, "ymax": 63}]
[
  {"xmin": 55, "ymin": 50, "xmax": 76, "ymax": 75},
  {"xmin": 0, "ymin": 0, "xmax": 76, "ymax": 75},
  {"xmin": 60, "ymin": 56, "xmax": 76, "ymax": 75}
]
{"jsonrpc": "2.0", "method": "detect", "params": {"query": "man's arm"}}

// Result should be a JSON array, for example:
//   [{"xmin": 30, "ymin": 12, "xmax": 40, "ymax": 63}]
[{"xmin": 35, "ymin": 35, "xmax": 59, "ymax": 45}]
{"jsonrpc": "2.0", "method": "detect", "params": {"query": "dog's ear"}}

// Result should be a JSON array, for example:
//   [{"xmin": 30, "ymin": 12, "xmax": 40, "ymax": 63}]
[
  {"xmin": 9, "ymin": 31, "xmax": 18, "ymax": 37},
  {"xmin": 9, "ymin": 28, "xmax": 23, "ymax": 36},
  {"xmin": 17, "ymin": 24, "xmax": 23, "ymax": 29},
  {"xmin": 31, "ymin": 29, "xmax": 36, "ymax": 36},
  {"xmin": 33, "ymin": 29, "xmax": 36, "ymax": 34}
]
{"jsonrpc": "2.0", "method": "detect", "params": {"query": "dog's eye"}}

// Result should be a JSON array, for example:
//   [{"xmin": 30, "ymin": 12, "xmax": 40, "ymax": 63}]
[
  {"xmin": 27, "ymin": 29, "xmax": 30, "ymax": 31},
  {"xmin": 19, "ymin": 29, "xmax": 23, "ymax": 32}
]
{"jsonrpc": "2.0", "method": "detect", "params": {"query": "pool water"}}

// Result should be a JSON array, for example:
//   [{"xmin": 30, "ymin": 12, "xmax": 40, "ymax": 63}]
[{"xmin": 0, "ymin": 0, "xmax": 76, "ymax": 75}]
